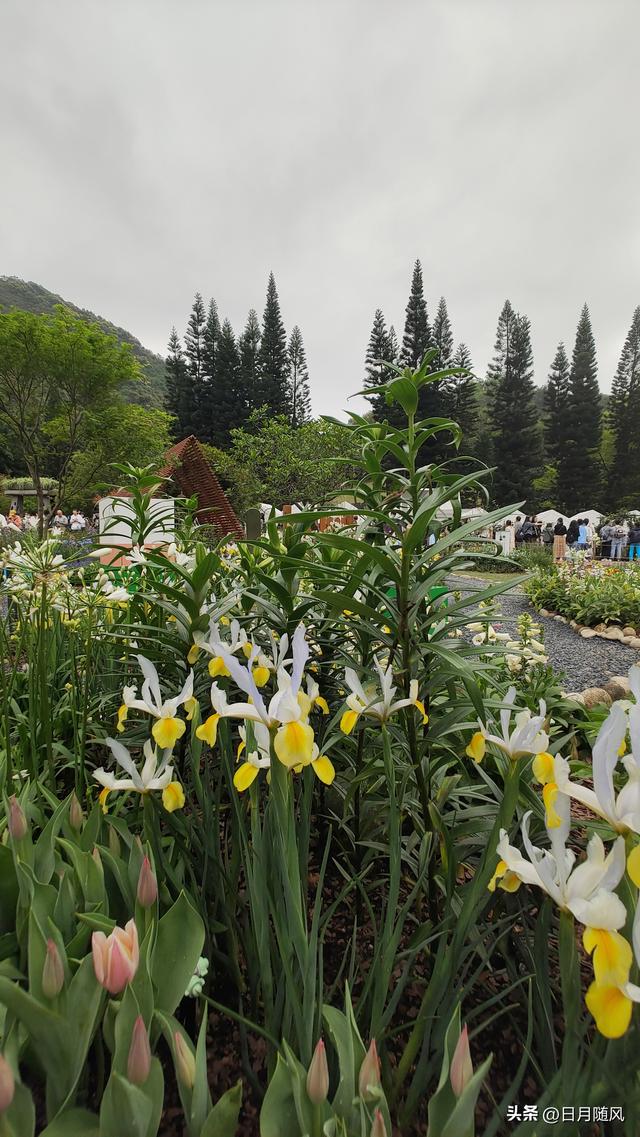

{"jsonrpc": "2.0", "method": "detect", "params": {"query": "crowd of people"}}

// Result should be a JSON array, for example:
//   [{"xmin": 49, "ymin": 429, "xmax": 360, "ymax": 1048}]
[
  {"xmin": 0, "ymin": 507, "xmax": 93, "ymax": 533},
  {"xmin": 496, "ymin": 514, "xmax": 640, "ymax": 565}
]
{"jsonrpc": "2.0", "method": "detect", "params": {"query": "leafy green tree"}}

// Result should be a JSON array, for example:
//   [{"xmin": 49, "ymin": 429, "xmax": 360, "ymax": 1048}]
[
  {"xmin": 364, "ymin": 308, "xmax": 394, "ymax": 419},
  {"xmin": 608, "ymin": 306, "xmax": 640, "ymax": 508},
  {"xmin": 558, "ymin": 303, "xmax": 601, "ymax": 512},
  {"xmin": 543, "ymin": 342, "xmax": 570, "ymax": 468},
  {"xmin": 206, "ymin": 413, "xmax": 359, "ymax": 516},
  {"xmin": 239, "ymin": 309, "xmax": 261, "ymax": 412},
  {"xmin": 0, "ymin": 307, "xmax": 139, "ymax": 526},
  {"xmin": 487, "ymin": 301, "xmax": 542, "ymax": 505},
  {"xmin": 164, "ymin": 327, "xmax": 191, "ymax": 440},
  {"xmin": 256, "ymin": 273, "xmax": 290, "ymax": 415},
  {"xmin": 62, "ymin": 405, "xmax": 174, "ymax": 508},
  {"xmin": 288, "ymin": 326, "xmax": 311, "ymax": 427}
]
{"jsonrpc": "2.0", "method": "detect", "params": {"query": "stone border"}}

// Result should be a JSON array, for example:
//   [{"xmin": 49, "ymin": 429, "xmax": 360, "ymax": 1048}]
[
  {"xmin": 537, "ymin": 609, "xmax": 640, "ymax": 650},
  {"xmin": 563, "ymin": 675, "xmax": 632, "ymax": 708}
]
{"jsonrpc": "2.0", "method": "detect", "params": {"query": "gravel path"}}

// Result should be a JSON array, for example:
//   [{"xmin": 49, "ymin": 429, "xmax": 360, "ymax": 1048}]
[{"xmin": 449, "ymin": 575, "xmax": 639, "ymax": 691}]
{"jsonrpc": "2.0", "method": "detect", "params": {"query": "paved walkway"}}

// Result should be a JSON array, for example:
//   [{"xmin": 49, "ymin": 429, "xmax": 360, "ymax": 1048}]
[{"xmin": 450, "ymin": 575, "xmax": 638, "ymax": 690}]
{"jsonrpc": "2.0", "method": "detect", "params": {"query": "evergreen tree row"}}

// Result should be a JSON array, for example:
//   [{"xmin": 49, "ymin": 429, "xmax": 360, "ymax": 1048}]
[
  {"xmin": 365, "ymin": 259, "xmax": 640, "ymax": 513},
  {"xmin": 165, "ymin": 272, "xmax": 311, "ymax": 446}
]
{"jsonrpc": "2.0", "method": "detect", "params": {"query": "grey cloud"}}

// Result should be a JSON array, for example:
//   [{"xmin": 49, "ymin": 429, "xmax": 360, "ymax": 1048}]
[{"xmin": 1, "ymin": 0, "xmax": 639, "ymax": 416}]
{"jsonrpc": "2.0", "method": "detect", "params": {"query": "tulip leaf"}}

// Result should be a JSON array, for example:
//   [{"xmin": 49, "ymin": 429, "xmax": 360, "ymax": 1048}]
[
  {"xmin": 40, "ymin": 1107, "xmax": 100, "ymax": 1136},
  {"xmin": 3, "ymin": 1081, "xmax": 36, "ymax": 1137},
  {"xmin": 259, "ymin": 1053, "xmax": 299, "ymax": 1137},
  {"xmin": 152, "ymin": 890, "xmax": 205, "ymax": 1015},
  {"xmin": 201, "ymin": 1080, "xmax": 243, "ymax": 1137},
  {"xmin": 99, "ymin": 1072, "xmax": 153, "ymax": 1137}
]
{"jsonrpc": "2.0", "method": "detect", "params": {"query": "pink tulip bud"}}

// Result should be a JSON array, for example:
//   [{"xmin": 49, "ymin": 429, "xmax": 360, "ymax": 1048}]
[
  {"xmin": 306, "ymin": 1038, "xmax": 329, "ymax": 1104},
  {"xmin": 8, "ymin": 796, "xmax": 27, "ymax": 841},
  {"xmin": 370, "ymin": 1109, "xmax": 388, "ymax": 1137},
  {"xmin": 450, "ymin": 1024, "xmax": 473, "ymax": 1097},
  {"xmin": 127, "ymin": 1016, "xmax": 151, "ymax": 1085},
  {"xmin": 42, "ymin": 939, "xmax": 64, "ymax": 999},
  {"xmin": 174, "ymin": 1031, "xmax": 196, "ymax": 1089},
  {"xmin": 69, "ymin": 792, "xmax": 84, "ymax": 831},
  {"xmin": 136, "ymin": 856, "xmax": 158, "ymax": 909},
  {"xmin": 92, "ymin": 918, "xmax": 139, "ymax": 994},
  {"xmin": 0, "ymin": 1054, "xmax": 14, "ymax": 1113},
  {"xmin": 358, "ymin": 1039, "xmax": 381, "ymax": 1099}
]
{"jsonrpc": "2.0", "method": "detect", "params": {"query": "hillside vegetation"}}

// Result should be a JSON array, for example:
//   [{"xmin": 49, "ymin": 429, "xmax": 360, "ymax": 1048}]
[{"xmin": 0, "ymin": 276, "xmax": 165, "ymax": 407}]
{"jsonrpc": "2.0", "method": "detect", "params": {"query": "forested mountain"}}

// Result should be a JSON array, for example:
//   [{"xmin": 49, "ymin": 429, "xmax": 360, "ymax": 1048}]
[{"xmin": 0, "ymin": 276, "xmax": 165, "ymax": 406}]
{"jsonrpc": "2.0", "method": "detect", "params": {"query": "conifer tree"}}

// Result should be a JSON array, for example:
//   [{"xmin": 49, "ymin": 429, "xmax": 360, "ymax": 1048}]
[
  {"xmin": 208, "ymin": 319, "xmax": 245, "ymax": 447},
  {"xmin": 198, "ymin": 298, "xmax": 221, "ymax": 444},
  {"xmin": 487, "ymin": 301, "xmax": 542, "ymax": 504},
  {"xmin": 256, "ymin": 272, "xmax": 290, "ymax": 415},
  {"xmin": 608, "ymin": 306, "xmax": 640, "ymax": 507},
  {"xmin": 558, "ymin": 304, "xmax": 601, "ymax": 513},
  {"xmin": 184, "ymin": 292, "xmax": 207, "ymax": 391},
  {"xmin": 238, "ymin": 309, "xmax": 261, "ymax": 413},
  {"xmin": 449, "ymin": 342, "xmax": 478, "ymax": 445},
  {"xmin": 388, "ymin": 325, "xmax": 399, "ymax": 364},
  {"xmin": 288, "ymin": 326, "xmax": 311, "ymax": 427},
  {"xmin": 543, "ymin": 342, "xmax": 570, "ymax": 467},
  {"xmin": 164, "ymin": 327, "xmax": 192, "ymax": 439},
  {"xmin": 432, "ymin": 297, "xmax": 454, "ymax": 369},
  {"xmin": 401, "ymin": 260, "xmax": 431, "ymax": 369},
  {"xmin": 364, "ymin": 308, "xmax": 394, "ymax": 418}
]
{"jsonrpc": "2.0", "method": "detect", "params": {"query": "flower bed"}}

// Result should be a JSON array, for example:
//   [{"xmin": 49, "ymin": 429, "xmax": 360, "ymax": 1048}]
[
  {"xmin": 1, "ymin": 362, "xmax": 640, "ymax": 1135},
  {"xmin": 525, "ymin": 560, "xmax": 640, "ymax": 632}
]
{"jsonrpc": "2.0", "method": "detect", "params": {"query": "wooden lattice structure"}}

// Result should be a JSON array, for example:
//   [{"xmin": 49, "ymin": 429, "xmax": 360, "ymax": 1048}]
[{"xmin": 159, "ymin": 436, "xmax": 244, "ymax": 539}]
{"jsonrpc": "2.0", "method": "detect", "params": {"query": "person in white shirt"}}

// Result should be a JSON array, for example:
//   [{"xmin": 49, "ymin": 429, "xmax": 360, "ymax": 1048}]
[{"xmin": 69, "ymin": 511, "xmax": 86, "ymax": 532}]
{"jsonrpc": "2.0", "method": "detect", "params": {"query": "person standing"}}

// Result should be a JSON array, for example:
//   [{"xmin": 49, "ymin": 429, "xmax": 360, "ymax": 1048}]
[
  {"xmin": 628, "ymin": 520, "xmax": 640, "ymax": 561},
  {"xmin": 542, "ymin": 522, "xmax": 554, "ymax": 551},
  {"xmin": 577, "ymin": 519, "xmax": 588, "ymax": 550},
  {"xmin": 553, "ymin": 517, "xmax": 567, "ymax": 563},
  {"xmin": 610, "ymin": 520, "xmax": 626, "ymax": 561},
  {"xmin": 567, "ymin": 518, "xmax": 579, "ymax": 547},
  {"xmin": 599, "ymin": 519, "xmax": 613, "ymax": 560}
]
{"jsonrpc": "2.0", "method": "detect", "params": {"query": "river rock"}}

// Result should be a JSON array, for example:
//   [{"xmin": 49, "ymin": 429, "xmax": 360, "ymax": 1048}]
[
  {"xmin": 581, "ymin": 687, "xmax": 613, "ymax": 708},
  {"xmin": 579, "ymin": 628, "xmax": 597, "ymax": 638}
]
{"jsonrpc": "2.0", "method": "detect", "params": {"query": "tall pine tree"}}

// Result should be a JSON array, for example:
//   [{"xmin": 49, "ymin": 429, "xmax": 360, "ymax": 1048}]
[
  {"xmin": 184, "ymin": 293, "xmax": 206, "ymax": 393},
  {"xmin": 558, "ymin": 304, "xmax": 601, "ymax": 513},
  {"xmin": 255, "ymin": 272, "xmax": 290, "ymax": 415},
  {"xmin": 208, "ymin": 319, "xmax": 246, "ymax": 447},
  {"xmin": 543, "ymin": 342, "xmax": 570, "ymax": 467},
  {"xmin": 388, "ymin": 325, "xmax": 399, "ymax": 364},
  {"xmin": 608, "ymin": 306, "xmax": 640, "ymax": 508},
  {"xmin": 487, "ymin": 301, "xmax": 542, "ymax": 504},
  {"xmin": 164, "ymin": 327, "xmax": 192, "ymax": 439},
  {"xmin": 432, "ymin": 297, "xmax": 454, "ymax": 369},
  {"xmin": 364, "ymin": 308, "xmax": 394, "ymax": 418},
  {"xmin": 450, "ymin": 342, "xmax": 478, "ymax": 445},
  {"xmin": 198, "ymin": 298, "xmax": 221, "ymax": 444},
  {"xmin": 288, "ymin": 326, "xmax": 311, "ymax": 427},
  {"xmin": 401, "ymin": 260, "xmax": 431, "ymax": 369},
  {"xmin": 238, "ymin": 309, "xmax": 261, "ymax": 413}
]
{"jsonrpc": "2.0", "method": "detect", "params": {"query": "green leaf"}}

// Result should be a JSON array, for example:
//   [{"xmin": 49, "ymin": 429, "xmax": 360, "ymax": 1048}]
[
  {"xmin": 260, "ymin": 1053, "xmax": 299, "ymax": 1137},
  {"xmin": 152, "ymin": 891, "xmax": 204, "ymax": 1015},
  {"xmin": 99, "ymin": 1071, "xmax": 154, "ymax": 1137},
  {"xmin": 201, "ymin": 1080, "xmax": 243, "ymax": 1137},
  {"xmin": 40, "ymin": 1107, "xmax": 101, "ymax": 1136}
]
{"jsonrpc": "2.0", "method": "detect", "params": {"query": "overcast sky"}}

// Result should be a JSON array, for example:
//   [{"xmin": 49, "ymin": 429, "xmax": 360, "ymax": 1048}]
[{"xmin": 1, "ymin": 0, "xmax": 639, "ymax": 416}]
